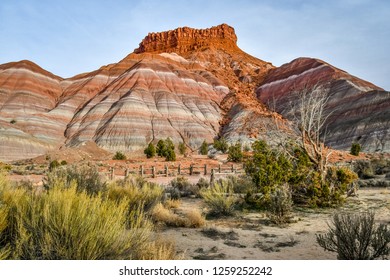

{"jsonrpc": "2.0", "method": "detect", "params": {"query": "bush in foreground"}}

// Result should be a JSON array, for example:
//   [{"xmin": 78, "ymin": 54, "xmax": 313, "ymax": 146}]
[
  {"xmin": 316, "ymin": 211, "xmax": 390, "ymax": 259},
  {"xmin": 0, "ymin": 183, "xmax": 147, "ymax": 259},
  {"xmin": 245, "ymin": 140, "xmax": 358, "ymax": 208},
  {"xmin": 107, "ymin": 176, "xmax": 163, "ymax": 214},
  {"xmin": 0, "ymin": 173, "xmax": 177, "ymax": 260},
  {"xmin": 44, "ymin": 164, "xmax": 106, "ymax": 195}
]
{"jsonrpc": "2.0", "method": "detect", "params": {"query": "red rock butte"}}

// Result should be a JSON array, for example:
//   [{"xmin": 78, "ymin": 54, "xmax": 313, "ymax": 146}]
[{"xmin": 134, "ymin": 23, "xmax": 239, "ymax": 54}]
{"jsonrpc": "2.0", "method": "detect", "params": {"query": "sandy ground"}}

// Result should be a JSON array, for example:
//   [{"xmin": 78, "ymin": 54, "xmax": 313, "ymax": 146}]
[{"xmin": 159, "ymin": 188, "xmax": 390, "ymax": 260}]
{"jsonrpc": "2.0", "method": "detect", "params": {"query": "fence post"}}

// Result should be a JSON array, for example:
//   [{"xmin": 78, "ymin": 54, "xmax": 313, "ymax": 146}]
[
  {"xmin": 218, "ymin": 164, "xmax": 221, "ymax": 173},
  {"xmin": 190, "ymin": 164, "xmax": 193, "ymax": 176},
  {"xmin": 204, "ymin": 164, "xmax": 207, "ymax": 175},
  {"xmin": 110, "ymin": 167, "xmax": 114, "ymax": 180},
  {"xmin": 178, "ymin": 164, "xmax": 181, "ymax": 175},
  {"xmin": 231, "ymin": 164, "xmax": 234, "ymax": 173},
  {"xmin": 125, "ymin": 168, "xmax": 129, "ymax": 177},
  {"xmin": 140, "ymin": 165, "xmax": 144, "ymax": 177},
  {"xmin": 210, "ymin": 168, "xmax": 215, "ymax": 186},
  {"xmin": 152, "ymin": 166, "xmax": 156, "ymax": 178},
  {"xmin": 165, "ymin": 165, "xmax": 168, "ymax": 177}
]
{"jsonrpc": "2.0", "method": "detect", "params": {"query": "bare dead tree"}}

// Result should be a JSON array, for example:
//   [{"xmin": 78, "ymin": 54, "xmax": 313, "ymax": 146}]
[{"xmin": 289, "ymin": 84, "xmax": 333, "ymax": 181}]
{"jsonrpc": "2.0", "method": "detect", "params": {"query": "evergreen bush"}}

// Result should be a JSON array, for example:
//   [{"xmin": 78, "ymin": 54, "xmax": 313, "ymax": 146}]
[
  {"xmin": 144, "ymin": 143, "xmax": 156, "ymax": 158},
  {"xmin": 178, "ymin": 142, "xmax": 186, "ymax": 155},
  {"xmin": 227, "ymin": 142, "xmax": 243, "ymax": 162},
  {"xmin": 113, "ymin": 151, "xmax": 126, "ymax": 160},
  {"xmin": 200, "ymin": 140, "xmax": 208, "ymax": 155},
  {"xmin": 213, "ymin": 137, "xmax": 228, "ymax": 153},
  {"xmin": 350, "ymin": 142, "xmax": 361, "ymax": 156}
]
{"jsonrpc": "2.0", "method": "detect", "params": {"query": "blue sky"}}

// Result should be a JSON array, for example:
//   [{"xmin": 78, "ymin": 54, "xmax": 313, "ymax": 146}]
[{"xmin": 1, "ymin": 0, "xmax": 389, "ymax": 89}]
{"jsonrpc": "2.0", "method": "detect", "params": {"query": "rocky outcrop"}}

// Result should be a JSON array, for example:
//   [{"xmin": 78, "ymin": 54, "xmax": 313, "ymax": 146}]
[
  {"xmin": 257, "ymin": 57, "xmax": 390, "ymax": 152},
  {"xmin": 134, "ymin": 24, "xmax": 238, "ymax": 54}
]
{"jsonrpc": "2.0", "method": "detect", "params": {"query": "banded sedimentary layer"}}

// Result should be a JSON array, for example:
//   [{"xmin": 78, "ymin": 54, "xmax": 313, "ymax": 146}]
[
  {"xmin": 257, "ymin": 57, "xmax": 390, "ymax": 152},
  {"xmin": 0, "ymin": 24, "xmax": 389, "ymax": 161}
]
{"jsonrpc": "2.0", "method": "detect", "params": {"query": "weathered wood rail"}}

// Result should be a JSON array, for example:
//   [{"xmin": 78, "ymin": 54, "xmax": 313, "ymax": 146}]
[{"xmin": 104, "ymin": 163, "xmax": 245, "ymax": 180}]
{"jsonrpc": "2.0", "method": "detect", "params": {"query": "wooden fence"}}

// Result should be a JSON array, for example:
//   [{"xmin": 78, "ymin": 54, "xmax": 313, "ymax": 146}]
[{"xmin": 105, "ymin": 163, "xmax": 245, "ymax": 180}]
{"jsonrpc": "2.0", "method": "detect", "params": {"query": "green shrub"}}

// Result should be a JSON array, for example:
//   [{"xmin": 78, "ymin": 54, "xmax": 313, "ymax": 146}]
[
  {"xmin": 316, "ymin": 211, "xmax": 390, "ymax": 259},
  {"xmin": 169, "ymin": 176, "xmax": 200, "ymax": 197},
  {"xmin": 323, "ymin": 167, "xmax": 358, "ymax": 206},
  {"xmin": 44, "ymin": 164, "xmax": 106, "ymax": 195},
  {"xmin": 245, "ymin": 140, "xmax": 354, "ymax": 208},
  {"xmin": 144, "ymin": 143, "xmax": 156, "ymax": 158},
  {"xmin": 227, "ymin": 142, "xmax": 243, "ymax": 162},
  {"xmin": 156, "ymin": 138, "xmax": 176, "ymax": 161},
  {"xmin": 60, "ymin": 160, "xmax": 67, "ymax": 166},
  {"xmin": 10, "ymin": 119, "xmax": 16, "ymax": 124},
  {"xmin": 156, "ymin": 140, "xmax": 166, "ymax": 157},
  {"xmin": 170, "ymin": 176, "xmax": 191, "ymax": 191},
  {"xmin": 196, "ymin": 177, "xmax": 210, "ymax": 189},
  {"xmin": 200, "ymin": 140, "xmax": 208, "ymax": 155},
  {"xmin": 165, "ymin": 148, "xmax": 176, "ymax": 161},
  {"xmin": 245, "ymin": 140, "xmax": 292, "ymax": 203},
  {"xmin": 164, "ymin": 138, "xmax": 175, "ymax": 152},
  {"xmin": 178, "ymin": 142, "xmax": 186, "ymax": 155},
  {"xmin": 200, "ymin": 179, "xmax": 239, "ymax": 216},
  {"xmin": 113, "ymin": 151, "xmax": 126, "ymax": 160},
  {"xmin": 350, "ymin": 142, "xmax": 361, "ymax": 156},
  {"xmin": 213, "ymin": 137, "xmax": 228, "ymax": 153},
  {"xmin": 221, "ymin": 175, "xmax": 256, "ymax": 194}
]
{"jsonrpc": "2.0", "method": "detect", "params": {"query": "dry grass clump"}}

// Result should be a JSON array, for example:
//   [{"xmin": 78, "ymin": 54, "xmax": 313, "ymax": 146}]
[
  {"xmin": 151, "ymin": 203, "xmax": 205, "ymax": 228},
  {"xmin": 164, "ymin": 198, "xmax": 181, "ymax": 209},
  {"xmin": 185, "ymin": 209, "xmax": 206, "ymax": 228},
  {"xmin": 140, "ymin": 238, "xmax": 181, "ymax": 260},
  {"xmin": 152, "ymin": 203, "xmax": 187, "ymax": 227}
]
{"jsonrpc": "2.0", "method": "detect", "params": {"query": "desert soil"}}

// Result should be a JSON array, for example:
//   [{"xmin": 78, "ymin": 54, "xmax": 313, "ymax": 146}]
[{"xmin": 159, "ymin": 188, "xmax": 390, "ymax": 260}]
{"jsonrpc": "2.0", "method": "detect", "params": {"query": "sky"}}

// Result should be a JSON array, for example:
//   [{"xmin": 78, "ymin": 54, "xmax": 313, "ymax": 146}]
[{"xmin": 0, "ymin": 0, "xmax": 389, "ymax": 89}]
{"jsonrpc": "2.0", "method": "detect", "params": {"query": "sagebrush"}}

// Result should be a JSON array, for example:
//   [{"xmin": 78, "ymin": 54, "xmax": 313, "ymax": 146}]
[{"xmin": 316, "ymin": 211, "xmax": 390, "ymax": 260}]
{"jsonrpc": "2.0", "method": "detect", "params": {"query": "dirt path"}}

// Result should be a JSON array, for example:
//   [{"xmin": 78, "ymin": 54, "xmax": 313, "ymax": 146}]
[{"xmin": 159, "ymin": 188, "xmax": 390, "ymax": 260}]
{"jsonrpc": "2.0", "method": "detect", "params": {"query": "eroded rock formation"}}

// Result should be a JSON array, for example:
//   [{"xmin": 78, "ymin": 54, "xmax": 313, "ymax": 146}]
[
  {"xmin": 0, "ymin": 24, "xmax": 388, "ymax": 161},
  {"xmin": 134, "ymin": 23, "xmax": 238, "ymax": 54},
  {"xmin": 257, "ymin": 57, "xmax": 390, "ymax": 152}
]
